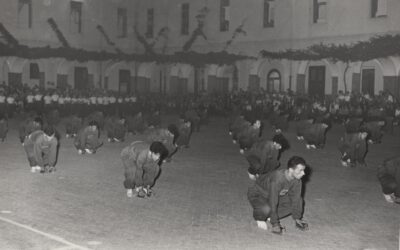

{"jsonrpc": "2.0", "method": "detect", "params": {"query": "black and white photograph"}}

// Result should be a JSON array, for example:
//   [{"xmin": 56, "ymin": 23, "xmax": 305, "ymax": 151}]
[{"xmin": 0, "ymin": 0, "xmax": 399, "ymax": 249}]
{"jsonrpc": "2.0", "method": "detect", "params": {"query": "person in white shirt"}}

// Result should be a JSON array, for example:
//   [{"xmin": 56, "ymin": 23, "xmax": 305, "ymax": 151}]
[
  {"xmin": 0, "ymin": 90, "xmax": 6, "ymax": 115},
  {"xmin": 25, "ymin": 90, "xmax": 34, "ymax": 112}
]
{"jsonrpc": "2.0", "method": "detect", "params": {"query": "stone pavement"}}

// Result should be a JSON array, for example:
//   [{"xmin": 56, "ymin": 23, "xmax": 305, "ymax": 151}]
[{"xmin": 0, "ymin": 116, "xmax": 399, "ymax": 250}]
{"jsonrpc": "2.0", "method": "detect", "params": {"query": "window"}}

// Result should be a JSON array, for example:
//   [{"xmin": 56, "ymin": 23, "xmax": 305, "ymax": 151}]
[
  {"xmin": 263, "ymin": 0, "xmax": 275, "ymax": 28},
  {"xmin": 30, "ymin": 63, "xmax": 40, "ymax": 79},
  {"xmin": 220, "ymin": 0, "xmax": 230, "ymax": 32},
  {"xmin": 313, "ymin": 0, "xmax": 327, "ymax": 23},
  {"xmin": 18, "ymin": 0, "xmax": 32, "ymax": 28},
  {"xmin": 267, "ymin": 70, "xmax": 281, "ymax": 93},
  {"xmin": 117, "ymin": 8, "xmax": 127, "ymax": 38},
  {"xmin": 181, "ymin": 3, "xmax": 189, "ymax": 35},
  {"xmin": 371, "ymin": 0, "xmax": 387, "ymax": 18},
  {"xmin": 70, "ymin": 1, "xmax": 82, "ymax": 33},
  {"xmin": 146, "ymin": 8, "xmax": 154, "ymax": 38}
]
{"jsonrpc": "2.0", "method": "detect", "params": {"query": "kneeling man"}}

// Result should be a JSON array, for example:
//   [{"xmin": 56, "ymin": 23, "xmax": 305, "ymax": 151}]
[
  {"xmin": 247, "ymin": 156, "xmax": 309, "ymax": 235},
  {"xmin": 121, "ymin": 141, "xmax": 168, "ymax": 198}
]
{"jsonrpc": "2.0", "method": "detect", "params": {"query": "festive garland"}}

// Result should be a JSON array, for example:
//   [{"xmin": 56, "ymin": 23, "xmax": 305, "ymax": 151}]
[
  {"xmin": 96, "ymin": 25, "xmax": 121, "ymax": 53},
  {"xmin": 0, "ymin": 23, "xmax": 19, "ymax": 47},
  {"xmin": 182, "ymin": 7, "xmax": 209, "ymax": 52},
  {"xmin": 0, "ymin": 41, "xmax": 250, "ymax": 66},
  {"xmin": 260, "ymin": 33, "xmax": 400, "ymax": 62},
  {"xmin": 224, "ymin": 20, "xmax": 247, "ymax": 50},
  {"xmin": 134, "ymin": 26, "xmax": 155, "ymax": 55},
  {"xmin": 47, "ymin": 18, "xmax": 70, "ymax": 48}
]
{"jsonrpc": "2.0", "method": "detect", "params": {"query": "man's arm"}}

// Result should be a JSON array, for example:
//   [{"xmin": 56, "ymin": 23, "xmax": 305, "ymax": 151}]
[
  {"xmin": 289, "ymin": 180, "xmax": 303, "ymax": 220},
  {"xmin": 268, "ymin": 179, "xmax": 281, "ymax": 226},
  {"xmin": 74, "ymin": 130, "xmax": 86, "ymax": 150},
  {"xmin": 48, "ymin": 138, "xmax": 58, "ymax": 167},
  {"xmin": 134, "ymin": 151, "xmax": 147, "ymax": 187},
  {"xmin": 33, "ymin": 140, "xmax": 44, "ymax": 167}
]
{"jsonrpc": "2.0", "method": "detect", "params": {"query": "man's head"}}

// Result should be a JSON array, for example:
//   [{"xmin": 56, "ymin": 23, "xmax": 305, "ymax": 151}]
[
  {"xmin": 43, "ymin": 126, "xmax": 56, "ymax": 141},
  {"xmin": 88, "ymin": 121, "xmax": 99, "ymax": 131},
  {"xmin": 251, "ymin": 120, "xmax": 261, "ymax": 129},
  {"xmin": 33, "ymin": 117, "xmax": 43, "ymax": 127},
  {"xmin": 358, "ymin": 127, "xmax": 369, "ymax": 140},
  {"xmin": 149, "ymin": 141, "xmax": 169, "ymax": 162},
  {"xmin": 118, "ymin": 116, "xmax": 126, "ymax": 124},
  {"xmin": 287, "ymin": 156, "xmax": 307, "ymax": 180},
  {"xmin": 183, "ymin": 120, "xmax": 191, "ymax": 128},
  {"xmin": 272, "ymin": 133, "xmax": 290, "ymax": 152}
]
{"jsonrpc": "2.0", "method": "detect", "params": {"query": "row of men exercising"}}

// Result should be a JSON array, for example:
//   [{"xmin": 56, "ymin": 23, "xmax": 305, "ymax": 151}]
[
  {"xmin": 226, "ymin": 113, "xmax": 399, "ymax": 235},
  {"xmin": 0, "ymin": 111, "xmax": 194, "ymax": 173}
]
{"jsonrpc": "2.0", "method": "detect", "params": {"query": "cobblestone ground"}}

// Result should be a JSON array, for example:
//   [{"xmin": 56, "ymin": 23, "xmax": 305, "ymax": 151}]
[{"xmin": 0, "ymin": 116, "xmax": 399, "ymax": 250}]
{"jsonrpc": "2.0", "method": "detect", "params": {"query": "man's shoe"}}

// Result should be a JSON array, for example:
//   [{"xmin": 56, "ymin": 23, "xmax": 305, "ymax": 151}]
[
  {"xmin": 383, "ymin": 193, "xmax": 394, "ymax": 203},
  {"xmin": 143, "ymin": 187, "xmax": 153, "ymax": 197},
  {"xmin": 256, "ymin": 221, "xmax": 268, "ymax": 230},
  {"xmin": 248, "ymin": 172, "xmax": 257, "ymax": 181},
  {"xmin": 126, "ymin": 189, "xmax": 133, "ymax": 198},
  {"xmin": 85, "ymin": 148, "xmax": 94, "ymax": 154}
]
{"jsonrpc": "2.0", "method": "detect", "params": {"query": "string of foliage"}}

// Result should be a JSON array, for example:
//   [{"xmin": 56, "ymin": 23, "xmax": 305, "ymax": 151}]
[
  {"xmin": 260, "ymin": 33, "xmax": 400, "ymax": 62},
  {"xmin": 0, "ymin": 23, "xmax": 19, "ymax": 47},
  {"xmin": 0, "ymin": 42, "xmax": 250, "ymax": 66},
  {"xmin": 96, "ymin": 25, "xmax": 121, "ymax": 53},
  {"xmin": 47, "ymin": 18, "xmax": 70, "ymax": 48}
]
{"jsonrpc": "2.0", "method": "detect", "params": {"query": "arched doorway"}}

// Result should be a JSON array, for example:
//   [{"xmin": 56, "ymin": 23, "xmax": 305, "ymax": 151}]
[{"xmin": 267, "ymin": 69, "xmax": 281, "ymax": 93}]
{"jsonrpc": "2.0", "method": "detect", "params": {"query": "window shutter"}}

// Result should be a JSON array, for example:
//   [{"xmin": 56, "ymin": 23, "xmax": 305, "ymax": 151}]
[
  {"xmin": 313, "ymin": 0, "xmax": 319, "ymax": 23},
  {"xmin": 376, "ymin": 0, "xmax": 387, "ymax": 16},
  {"xmin": 371, "ymin": 0, "xmax": 378, "ymax": 17}
]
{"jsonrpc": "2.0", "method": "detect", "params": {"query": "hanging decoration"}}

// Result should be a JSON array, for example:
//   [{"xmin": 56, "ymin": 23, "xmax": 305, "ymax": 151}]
[
  {"xmin": 0, "ymin": 23, "xmax": 19, "ymax": 47},
  {"xmin": 182, "ymin": 6, "xmax": 209, "ymax": 52},
  {"xmin": 0, "ymin": 42, "xmax": 250, "ymax": 66},
  {"xmin": 133, "ymin": 25, "xmax": 155, "ymax": 55},
  {"xmin": 0, "ymin": 22, "xmax": 250, "ymax": 65},
  {"xmin": 260, "ymin": 33, "xmax": 400, "ymax": 62},
  {"xmin": 151, "ymin": 26, "xmax": 170, "ymax": 54},
  {"xmin": 224, "ymin": 18, "xmax": 247, "ymax": 50},
  {"xmin": 47, "ymin": 18, "xmax": 70, "ymax": 48},
  {"xmin": 96, "ymin": 25, "xmax": 121, "ymax": 53}
]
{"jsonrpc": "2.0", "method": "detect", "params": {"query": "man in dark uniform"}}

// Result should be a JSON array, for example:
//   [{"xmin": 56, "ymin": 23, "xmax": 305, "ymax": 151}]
[
  {"xmin": 247, "ymin": 156, "xmax": 309, "ymax": 235},
  {"xmin": 338, "ymin": 128, "xmax": 368, "ymax": 167},
  {"xmin": 0, "ymin": 113, "xmax": 8, "ymax": 142},
  {"xmin": 19, "ymin": 116, "xmax": 43, "ymax": 144},
  {"xmin": 245, "ymin": 133, "xmax": 289, "ymax": 180},
  {"xmin": 74, "ymin": 121, "xmax": 103, "ymax": 154},
  {"xmin": 377, "ymin": 156, "xmax": 400, "ymax": 204},
  {"xmin": 176, "ymin": 119, "xmax": 192, "ymax": 148},
  {"xmin": 237, "ymin": 119, "xmax": 262, "ymax": 154},
  {"xmin": 23, "ymin": 126, "xmax": 58, "ymax": 173},
  {"xmin": 121, "ymin": 141, "xmax": 168, "ymax": 198}
]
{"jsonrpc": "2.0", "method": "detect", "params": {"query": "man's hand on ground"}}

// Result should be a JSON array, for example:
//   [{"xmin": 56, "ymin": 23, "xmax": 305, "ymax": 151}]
[
  {"xmin": 295, "ymin": 219, "xmax": 309, "ymax": 231},
  {"xmin": 271, "ymin": 223, "xmax": 284, "ymax": 235}
]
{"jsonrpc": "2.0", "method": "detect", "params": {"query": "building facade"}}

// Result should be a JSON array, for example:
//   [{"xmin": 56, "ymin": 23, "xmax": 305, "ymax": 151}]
[{"xmin": 1, "ymin": 0, "xmax": 399, "ymax": 97}]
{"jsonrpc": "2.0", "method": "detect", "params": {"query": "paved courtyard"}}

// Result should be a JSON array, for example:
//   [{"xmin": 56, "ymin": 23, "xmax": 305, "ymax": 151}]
[{"xmin": 0, "ymin": 116, "xmax": 399, "ymax": 250}]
